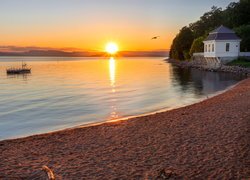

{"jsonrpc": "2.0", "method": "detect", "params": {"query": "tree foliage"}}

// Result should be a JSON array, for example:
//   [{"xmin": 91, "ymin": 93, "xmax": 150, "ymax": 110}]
[
  {"xmin": 170, "ymin": 27, "xmax": 194, "ymax": 60},
  {"xmin": 189, "ymin": 6, "xmax": 223, "ymax": 38},
  {"xmin": 224, "ymin": 0, "xmax": 250, "ymax": 28},
  {"xmin": 189, "ymin": 36, "xmax": 205, "ymax": 56},
  {"xmin": 234, "ymin": 24, "xmax": 250, "ymax": 51},
  {"xmin": 170, "ymin": 0, "xmax": 250, "ymax": 60}
]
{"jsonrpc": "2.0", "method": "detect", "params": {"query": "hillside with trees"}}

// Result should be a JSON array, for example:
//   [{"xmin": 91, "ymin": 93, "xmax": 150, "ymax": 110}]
[{"xmin": 170, "ymin": 0, "xmax": 250, "ymax": 60}]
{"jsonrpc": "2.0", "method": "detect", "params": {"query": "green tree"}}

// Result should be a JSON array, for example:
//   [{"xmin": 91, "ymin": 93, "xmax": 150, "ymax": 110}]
[
  {"xmin": 235, "ymin": 24, "xmax": 250, "ymax": 52},
  {"xmin": 189, "ymin": 6, "xmax": 223, "ymax": 38},
  {"xmin": 189, "ymin": 36, "xmax": 205, "ymax": 56},
  {"xmin": 224, "ymin": 0, "xmax": 250, "ymax": 28},
  {"xmin": 170, "ymin": 27, "xmax": 194, "ymax": 60}
]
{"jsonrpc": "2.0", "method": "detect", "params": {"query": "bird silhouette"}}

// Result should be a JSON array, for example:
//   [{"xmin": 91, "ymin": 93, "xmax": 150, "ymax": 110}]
[{"xmin": 151, "ymin": 36, "xmax": 160, "ymax": 40}]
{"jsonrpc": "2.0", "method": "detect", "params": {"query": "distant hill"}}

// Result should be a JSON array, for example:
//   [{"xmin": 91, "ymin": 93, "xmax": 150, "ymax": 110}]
[
  {"xmin": 0, "ymin": 50, "xmax": 104, "ymax": 57},
  {"xmin": 0, "ymin": 49, "xmax": 169, "ymax": 57}
]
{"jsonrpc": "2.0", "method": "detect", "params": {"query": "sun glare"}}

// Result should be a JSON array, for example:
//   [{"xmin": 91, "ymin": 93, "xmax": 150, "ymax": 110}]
[{"xmin": 105, "ymin": 42, "xmax": 119, "ymax": 55}]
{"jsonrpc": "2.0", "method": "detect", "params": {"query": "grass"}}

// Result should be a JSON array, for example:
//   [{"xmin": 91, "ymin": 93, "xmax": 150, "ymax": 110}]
[{"xmin": 227, "ymin": 57, "xmax": 250, "ymax": 68}]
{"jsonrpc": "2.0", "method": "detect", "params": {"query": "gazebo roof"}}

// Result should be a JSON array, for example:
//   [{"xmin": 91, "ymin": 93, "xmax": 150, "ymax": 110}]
[
  {"xmin": 204, "ymin": 25, "xmax": 241, "ymax": 41},
  {"xmin": 210, "ymin": 25, "xmax": 235, "ymax": 34}
]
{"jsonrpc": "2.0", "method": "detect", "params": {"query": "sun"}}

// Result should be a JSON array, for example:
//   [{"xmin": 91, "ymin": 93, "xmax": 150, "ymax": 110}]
[{"xmin": 105, "ymin": 42, "xmax": 119, "ymax": 55}]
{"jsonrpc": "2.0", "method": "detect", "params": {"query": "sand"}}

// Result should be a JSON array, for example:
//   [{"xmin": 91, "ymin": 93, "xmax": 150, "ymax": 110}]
[{"xmin": 0, "ymin": 79, "xmax": 249, "ymax": 179}]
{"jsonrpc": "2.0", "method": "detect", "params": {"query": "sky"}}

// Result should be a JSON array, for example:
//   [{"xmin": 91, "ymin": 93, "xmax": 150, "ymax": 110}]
[{"xmin": 0, "ymin": 0, "xmax": 238, "ymax": 52}]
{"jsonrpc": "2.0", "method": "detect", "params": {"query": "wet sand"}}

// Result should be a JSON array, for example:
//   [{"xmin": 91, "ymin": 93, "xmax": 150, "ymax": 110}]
[{"xmin": 0, "ymin": 79, "xmax": 249, "ymax": 179}]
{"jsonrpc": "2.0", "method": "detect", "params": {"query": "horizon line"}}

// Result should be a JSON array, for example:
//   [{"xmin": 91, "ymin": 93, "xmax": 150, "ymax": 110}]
[
  {"xmin": 0, "ymin": 47, "xmax": 169, "ymax": 57},
  {"xmin": 0, "ymin": 45, "xmax": 170, "ymax": 53}
]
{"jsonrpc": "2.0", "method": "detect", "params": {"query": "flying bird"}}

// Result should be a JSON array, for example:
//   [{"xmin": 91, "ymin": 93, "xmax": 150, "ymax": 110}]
[{"xmin": 151, "ymin": 36, "xmax": 160, "ymax": 40}]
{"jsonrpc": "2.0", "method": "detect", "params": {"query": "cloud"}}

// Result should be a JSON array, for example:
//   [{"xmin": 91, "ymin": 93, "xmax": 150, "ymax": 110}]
[{"xmin": 0, "ymin": 46, "xmax": 87, "ymax": 53}]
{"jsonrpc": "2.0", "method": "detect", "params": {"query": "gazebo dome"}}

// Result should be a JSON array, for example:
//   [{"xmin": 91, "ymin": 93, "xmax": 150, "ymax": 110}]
[{"xmin": 205, "ymin": 25, "xmax": 241, "ymax": 41}]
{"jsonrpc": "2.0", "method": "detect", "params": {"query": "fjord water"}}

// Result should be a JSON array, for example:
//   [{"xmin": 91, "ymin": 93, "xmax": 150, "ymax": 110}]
[{"xmin": 0, "ymin": 57, "xmax": 243, "ymax": 140}]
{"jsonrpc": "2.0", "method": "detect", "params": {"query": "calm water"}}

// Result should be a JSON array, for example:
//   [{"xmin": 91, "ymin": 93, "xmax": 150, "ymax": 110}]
[{"xmin": 0, "ymin": 57, "xmax": 244, "ymax": 140}]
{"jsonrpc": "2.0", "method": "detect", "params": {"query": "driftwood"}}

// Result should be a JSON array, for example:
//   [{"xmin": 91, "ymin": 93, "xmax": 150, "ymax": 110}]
[
  {"xmin": 42, "ymin": 165, "xmax": 55, "ymax": 180},
  {"xmin": 145, "ymin": 168, "xmax": 182, "ymax": 180},
  {"xmin": 156, "ymin": 169, "xmax": 180, "ymax": 179}
]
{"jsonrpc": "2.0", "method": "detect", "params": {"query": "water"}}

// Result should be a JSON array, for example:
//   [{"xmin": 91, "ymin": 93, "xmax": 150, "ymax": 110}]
[{"xmin": 0, "ymin": 57, "xmax": 244, "ymax": 140}]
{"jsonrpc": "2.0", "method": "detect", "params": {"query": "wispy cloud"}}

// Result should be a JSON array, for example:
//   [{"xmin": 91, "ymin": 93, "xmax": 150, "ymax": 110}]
[{"xmin": 0, "ymin": 46, "xmax": 86, "ymax": 53}]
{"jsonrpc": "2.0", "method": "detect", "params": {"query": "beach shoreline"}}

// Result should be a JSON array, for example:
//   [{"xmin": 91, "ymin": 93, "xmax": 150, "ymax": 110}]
[{"xmin": 0, "ymin": 78, "xmax": 249, "ymax": 179}]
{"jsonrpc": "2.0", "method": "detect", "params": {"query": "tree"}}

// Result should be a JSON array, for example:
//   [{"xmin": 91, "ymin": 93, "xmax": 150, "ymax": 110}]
[
  {"xmin": 224, "ymin": 0, "xmax": 250, "ymax": 28},
  {"xmin": 189, "ymin": 36, "xmax": 205, "ymax": 56},
  {"xmin": 235, "ymin": 24, "xmax": 250, "ymax": 52},
  {"xmin": 170, "ymin": 27, "xmax": 194, "ymax": 60},
  {"xmin": 189, "ymin": 6, "xmax": 223, "ymax": 38}
]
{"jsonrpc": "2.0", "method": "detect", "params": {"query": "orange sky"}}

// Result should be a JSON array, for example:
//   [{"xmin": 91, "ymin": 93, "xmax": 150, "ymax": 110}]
[
  {"xmin": 0, "ymin": 0, "xmax": 236, "ymax": 52},
  {"xmin": 1, "ymin": 21, "xmax": 176, "ymax": 51}
]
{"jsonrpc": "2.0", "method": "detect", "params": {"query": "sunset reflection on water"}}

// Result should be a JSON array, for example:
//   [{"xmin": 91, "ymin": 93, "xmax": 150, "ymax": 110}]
[
  {"xmin": 109, "ymin": 57, "xmax": 116, "ymax": 88},
  {"xmin": 0, "ymin": 57, "xmax": 244, "ymax": 140},
  {"xmin": 109, "ymin": 57, "xmax": 119, "ymax": 119}
]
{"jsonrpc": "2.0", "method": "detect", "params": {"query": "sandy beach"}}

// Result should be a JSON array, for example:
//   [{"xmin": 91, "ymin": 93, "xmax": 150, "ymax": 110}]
[{"xmin": 0, "ymin": 78, "xmax": 249, "ymax": 179}]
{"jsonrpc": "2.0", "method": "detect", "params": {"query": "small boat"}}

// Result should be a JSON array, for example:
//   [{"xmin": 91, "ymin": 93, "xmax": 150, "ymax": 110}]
[{"xmin": 6, "ymin": 62, "xmax": 31, "ymax": 74}]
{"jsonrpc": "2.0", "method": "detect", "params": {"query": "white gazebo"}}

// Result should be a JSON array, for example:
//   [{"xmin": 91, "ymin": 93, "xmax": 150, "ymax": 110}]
[{"xmin": 203, "ymin": 25, "xmax": 241, "ymax": 63}]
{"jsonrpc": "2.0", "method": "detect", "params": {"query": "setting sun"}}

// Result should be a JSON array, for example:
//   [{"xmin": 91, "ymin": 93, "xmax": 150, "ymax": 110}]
[{"xmin": 105, "ymin": 42, "xmax": 119, "ymax": 55}]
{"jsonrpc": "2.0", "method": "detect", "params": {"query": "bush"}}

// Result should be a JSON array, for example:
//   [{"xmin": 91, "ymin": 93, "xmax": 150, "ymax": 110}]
[{"xmin": 189, "ymin": 36, "xmax": 205, "ymax": 56}]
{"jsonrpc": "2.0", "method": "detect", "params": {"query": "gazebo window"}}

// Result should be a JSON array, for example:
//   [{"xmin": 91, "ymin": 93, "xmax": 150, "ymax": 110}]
[
  {"xmin": 226, "ymin": 43, "xmax": 230, "ymax": 52},
  {"xmin": 212, "ymin": 44, "xmax": 214, "ymax": 52}
]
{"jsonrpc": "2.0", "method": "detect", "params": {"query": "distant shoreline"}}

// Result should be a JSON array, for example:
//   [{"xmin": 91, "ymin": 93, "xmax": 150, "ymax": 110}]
[
  {"xmin": 0, "ymin": 55, "xmax": 168, "ymax": 58},
  {"xmin": 0, "ymin": 78, "xmax": 249, "ymax": 179},
  {"xmin": 0, "ymin": 50, "xmax": 169, "ymax": 58}
]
